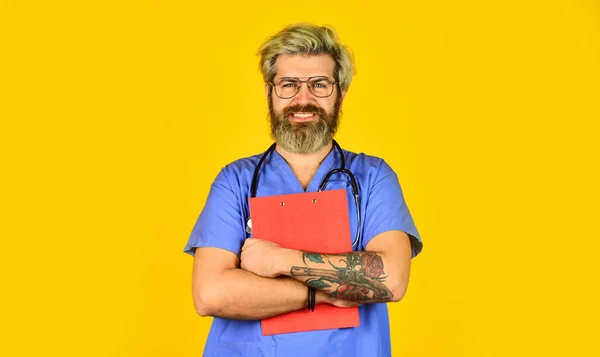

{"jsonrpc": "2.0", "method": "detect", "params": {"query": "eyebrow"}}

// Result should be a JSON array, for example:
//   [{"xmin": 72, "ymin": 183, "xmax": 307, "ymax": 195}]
[{"xmin": 275, "ymin": 76, "xmax": 331, "ymax": 81}]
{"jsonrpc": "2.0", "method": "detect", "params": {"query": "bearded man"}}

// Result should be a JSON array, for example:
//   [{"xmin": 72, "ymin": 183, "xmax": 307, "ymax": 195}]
[{"xmin": 184, "ymin": 23, "xmax": 423, "ymax": 357}]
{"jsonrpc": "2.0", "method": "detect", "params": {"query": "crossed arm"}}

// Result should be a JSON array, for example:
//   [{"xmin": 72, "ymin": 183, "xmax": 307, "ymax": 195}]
[{"xmin": 192, "ymin": 230, "xmax": 412, "ymax": 320}]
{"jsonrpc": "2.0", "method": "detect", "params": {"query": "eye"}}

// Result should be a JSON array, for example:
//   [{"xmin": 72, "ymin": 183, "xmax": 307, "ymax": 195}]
[
  {"xmin": 278, "ymin": 80, "xmax": 298, "ymax": 88},
  {"xmin": 311, "ymin": 79, "xmax": 330, "ymax": 88}
]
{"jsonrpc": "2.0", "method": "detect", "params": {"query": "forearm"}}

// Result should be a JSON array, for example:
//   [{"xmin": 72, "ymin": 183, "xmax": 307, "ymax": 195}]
[
  {"xmin": 194, "ymin": 267, "xmax": 324, "ymax": 320},
  {"xmin": 278, "ymin": 250, "xmax": 407, "ymax": 303}
]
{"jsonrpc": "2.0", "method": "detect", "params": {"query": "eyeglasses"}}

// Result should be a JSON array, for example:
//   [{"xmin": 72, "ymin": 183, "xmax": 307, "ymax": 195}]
[{"xmin": 270, "ymin": 76, "xmax": 338, "ymax": 99}]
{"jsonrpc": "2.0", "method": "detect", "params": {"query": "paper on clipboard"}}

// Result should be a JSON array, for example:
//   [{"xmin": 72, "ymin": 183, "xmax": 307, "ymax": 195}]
[{"xmin": 249, "ymin": 189, "xmax": 360, "ymax": 336}]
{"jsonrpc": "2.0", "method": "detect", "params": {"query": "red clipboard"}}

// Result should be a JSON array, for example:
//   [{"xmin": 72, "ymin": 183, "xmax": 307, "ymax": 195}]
[{"xmin": 249, "ymin": 189, "xmax": 360, "ymax": 335}]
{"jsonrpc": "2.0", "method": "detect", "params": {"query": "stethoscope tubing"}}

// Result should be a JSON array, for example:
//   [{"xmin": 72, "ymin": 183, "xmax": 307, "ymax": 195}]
[{"xmin": 248, "ymin": 140, "xmax": 361, "ymax": 248}]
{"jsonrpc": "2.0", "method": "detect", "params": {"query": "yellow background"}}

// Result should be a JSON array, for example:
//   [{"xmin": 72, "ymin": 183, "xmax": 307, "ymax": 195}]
[{"xmin": 1, "ymin": 0, "xmax": 598, "ymax": 356}]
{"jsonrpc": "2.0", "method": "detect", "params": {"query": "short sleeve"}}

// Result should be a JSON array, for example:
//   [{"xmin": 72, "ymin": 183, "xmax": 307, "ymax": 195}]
[
  {"xmin": 183, "ymin": 168, "xmax": 246, "ymax": 257},
  {"xmin": 362, "ymin": 161, "xmax": 423, "ymax": 258}
]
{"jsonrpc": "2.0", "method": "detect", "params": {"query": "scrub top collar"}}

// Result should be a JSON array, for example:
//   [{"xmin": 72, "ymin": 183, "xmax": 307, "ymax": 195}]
[{"xmin": 268, "ymin": 143, "xmax": 340, "ymax": 193}]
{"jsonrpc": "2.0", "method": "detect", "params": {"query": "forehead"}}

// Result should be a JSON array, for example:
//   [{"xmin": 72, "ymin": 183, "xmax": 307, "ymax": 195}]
[{"xmin": 274, "ymin": 54, "xmax": 335, "ymax": 79}]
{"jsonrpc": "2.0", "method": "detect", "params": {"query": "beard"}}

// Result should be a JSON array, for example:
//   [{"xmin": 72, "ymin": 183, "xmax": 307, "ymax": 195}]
[{"xmin": 268, "ymin": 94, "xmax": 342, "ymax": 154}]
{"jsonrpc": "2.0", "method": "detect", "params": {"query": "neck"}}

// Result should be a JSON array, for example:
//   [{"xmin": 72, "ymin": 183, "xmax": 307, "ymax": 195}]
[{"xmin": 275, "ymin": 141, "xmax": 334, "ymax": 170}]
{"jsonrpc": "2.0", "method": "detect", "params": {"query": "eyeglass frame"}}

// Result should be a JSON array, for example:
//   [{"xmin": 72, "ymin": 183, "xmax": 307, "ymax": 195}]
[{"xmin": 269, "ymin": 76, "xmax": 339, "ymax": 99}]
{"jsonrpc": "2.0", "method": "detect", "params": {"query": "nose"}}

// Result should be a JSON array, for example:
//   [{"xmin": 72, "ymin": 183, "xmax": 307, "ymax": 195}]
[{"xmin": 293, "ymin": 82, "xmax": 315, "ymax": 104}]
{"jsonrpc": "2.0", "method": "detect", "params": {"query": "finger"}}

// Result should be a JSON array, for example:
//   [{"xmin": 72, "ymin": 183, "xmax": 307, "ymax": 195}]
[{"xmin": 241, "ymin": 238, "xmax": 254, "ymax": 250}]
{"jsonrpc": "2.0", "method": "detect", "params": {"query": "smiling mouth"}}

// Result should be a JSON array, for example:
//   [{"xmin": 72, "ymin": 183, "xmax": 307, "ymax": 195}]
[{"xmin": 291, "ymin": 112, "xmax": 316, "ymax": 119}]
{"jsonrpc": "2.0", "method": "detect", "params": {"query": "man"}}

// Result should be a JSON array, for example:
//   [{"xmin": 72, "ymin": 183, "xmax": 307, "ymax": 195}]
[{"xmin": 184, "ymin": 23, "xmax": 423, "ymax": 357}]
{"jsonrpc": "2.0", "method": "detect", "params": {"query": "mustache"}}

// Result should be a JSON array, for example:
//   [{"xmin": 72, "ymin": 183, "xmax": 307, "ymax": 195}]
[{"xmin": 281, "ymin": 104, "xmax": 326, "ymax": 118}]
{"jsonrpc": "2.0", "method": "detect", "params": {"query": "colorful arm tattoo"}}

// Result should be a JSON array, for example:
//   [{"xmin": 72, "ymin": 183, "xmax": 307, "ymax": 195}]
[{"xmin": 290, "ymin": 252, "xmax": 393, "ymax": 301}]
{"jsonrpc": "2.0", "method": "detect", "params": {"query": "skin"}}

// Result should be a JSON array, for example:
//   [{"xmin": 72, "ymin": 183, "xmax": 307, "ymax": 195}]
[
  {"xmin": 192, "ymin": 54, "xmax": 413, "ymax": 320},
  {"xmin": 267, "ymin": 54, "xmax": 346, "ymax": 123},
  {"xmin": 241, "ymin": 232, "xmax": 412, "ymax": 304}
]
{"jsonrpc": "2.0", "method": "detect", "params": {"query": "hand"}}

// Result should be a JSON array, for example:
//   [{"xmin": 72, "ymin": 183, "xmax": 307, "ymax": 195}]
[{"xmin": 240, "ymin": 238, "xmax": 285, "ymax": 278}]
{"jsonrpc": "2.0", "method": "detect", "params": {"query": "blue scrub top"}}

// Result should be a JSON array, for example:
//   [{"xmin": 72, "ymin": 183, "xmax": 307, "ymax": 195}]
[{"xmin": 185, "ymin": 145, "xmax": 423, "ymax": 357}]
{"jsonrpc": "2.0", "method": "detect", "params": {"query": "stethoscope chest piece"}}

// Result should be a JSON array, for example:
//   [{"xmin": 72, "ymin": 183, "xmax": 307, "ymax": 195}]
[{"xmin": 246, "ymin": 217, "xmax": 252, "ymax": 235}]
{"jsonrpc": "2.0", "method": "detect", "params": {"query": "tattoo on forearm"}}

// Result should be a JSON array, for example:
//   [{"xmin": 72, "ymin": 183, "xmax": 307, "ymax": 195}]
[{"xmin": 291, "ymin": 252, "xmax": 393, "ymax": 301}]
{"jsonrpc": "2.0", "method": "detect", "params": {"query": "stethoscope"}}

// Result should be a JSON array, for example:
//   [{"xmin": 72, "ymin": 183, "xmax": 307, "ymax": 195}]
[{"xmin": 246, "ymin": 139, "xmax": 361, "ymax": 248}]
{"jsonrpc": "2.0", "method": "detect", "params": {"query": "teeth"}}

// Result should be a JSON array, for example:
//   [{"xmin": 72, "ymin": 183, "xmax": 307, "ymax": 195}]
[{"xmin": 292, "ymin": 113, "xmax": 315, "ymax": 118}]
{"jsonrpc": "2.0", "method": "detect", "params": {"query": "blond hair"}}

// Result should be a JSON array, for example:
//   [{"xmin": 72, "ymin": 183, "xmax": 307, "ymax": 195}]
[{"xmin": 257, "ymin": 24, "xmax": 355, "ymax": 93}]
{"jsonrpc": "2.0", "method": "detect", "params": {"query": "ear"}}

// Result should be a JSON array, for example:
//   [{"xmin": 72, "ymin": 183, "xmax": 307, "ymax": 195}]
[
  {"xmin": 264, "ymin": 83, "xmax": 270, "ymax": 99},
  {"xmin": 338, "ymin": 87, "xmax": 348, "ymax": 104}
]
